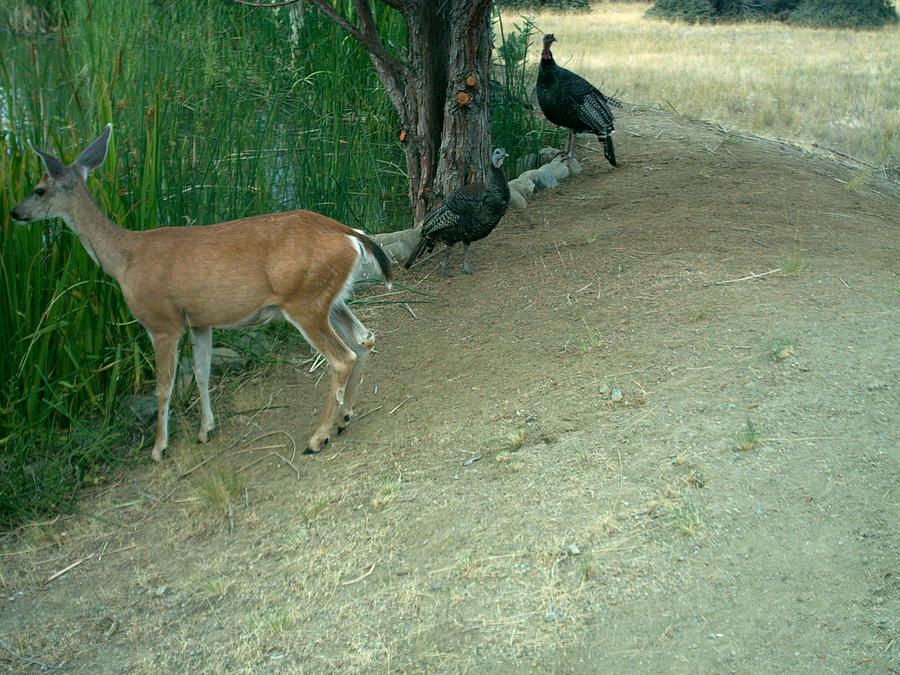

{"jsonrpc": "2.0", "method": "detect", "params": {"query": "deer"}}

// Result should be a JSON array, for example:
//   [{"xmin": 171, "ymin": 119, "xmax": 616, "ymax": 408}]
[{"xmin": 10, "ymin": 125, "xmax": 394, "ymax": 462}]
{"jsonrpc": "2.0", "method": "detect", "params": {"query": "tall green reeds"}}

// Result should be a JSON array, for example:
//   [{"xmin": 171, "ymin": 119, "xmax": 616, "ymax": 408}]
[{"xmin": 0, "ymin": 0, "xmax": 548, "ymax": 526}]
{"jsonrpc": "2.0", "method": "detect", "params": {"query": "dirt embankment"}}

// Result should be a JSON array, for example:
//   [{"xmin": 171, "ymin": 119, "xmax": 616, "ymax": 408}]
[{"xmin": 1, "ymin": 108, "xmax": 897, "ymax": 673}]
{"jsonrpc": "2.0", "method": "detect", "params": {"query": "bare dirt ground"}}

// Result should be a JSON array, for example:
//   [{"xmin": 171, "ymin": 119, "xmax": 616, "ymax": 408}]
[{"xmin": 1, "ymin": 108, "xmax": 898, "ymax": 673}]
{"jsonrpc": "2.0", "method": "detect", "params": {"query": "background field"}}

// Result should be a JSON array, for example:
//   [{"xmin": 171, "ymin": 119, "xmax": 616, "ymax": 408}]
[{"xmin": 515, "ymin": 2, "xmax": 899, "ymax": 172}]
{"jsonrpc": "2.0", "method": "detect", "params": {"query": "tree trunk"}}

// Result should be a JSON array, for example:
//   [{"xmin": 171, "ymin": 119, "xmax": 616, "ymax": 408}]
[{"xmin": 432, "ymin": 1, "xmax": 492, "ymax": 199}]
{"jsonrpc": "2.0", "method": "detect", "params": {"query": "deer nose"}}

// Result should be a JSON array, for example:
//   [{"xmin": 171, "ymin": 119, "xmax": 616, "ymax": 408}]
[{"xmin": 10, "ymin": 209, "xmax": 20, "ymax": 221}]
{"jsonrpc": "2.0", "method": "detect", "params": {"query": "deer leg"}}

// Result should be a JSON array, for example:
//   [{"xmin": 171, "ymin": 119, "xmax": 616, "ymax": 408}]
[
  {"xmin": 149, "ymin": 332, "xmax": 181, "ymax": 463},
  {"xmin": 330, "ymin": 302, "xmax": 374, "ymax": 434},
  {"xmin": 190, "ymin": 327, "xmax": 214, "ymax": 443},
  {"xmin": 462, "ymin": 242, "xmax": 474, "ymax": 275},
  {"xmin": 282, "ymin": 307, "xmax": 356, "ymax": 454}
]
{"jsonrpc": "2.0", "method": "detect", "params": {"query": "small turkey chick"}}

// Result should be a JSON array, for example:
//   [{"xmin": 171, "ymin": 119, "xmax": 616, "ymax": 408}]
[
  {"xmin": 404, "ymin": 147, "xmax": 510, "ymax": 276},
  {"xmin": 536, "ymin": 33, "xmax": 620, "ymax": 166}
]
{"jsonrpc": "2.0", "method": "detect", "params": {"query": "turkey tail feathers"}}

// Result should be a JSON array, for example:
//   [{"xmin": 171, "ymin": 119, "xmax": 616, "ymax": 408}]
[
  {"xmin": 604, "ymin": 135, "xmax": 617, "ymax": 167},
  {"xmin": 404, "ymin": 234, "xmax": 430, "ymax": 270}
]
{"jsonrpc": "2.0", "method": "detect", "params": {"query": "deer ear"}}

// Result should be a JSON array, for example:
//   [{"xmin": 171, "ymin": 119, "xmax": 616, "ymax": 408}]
[
  {"xmin": 74, "ymin": 124, "xmax": 112, "ymax": 179},
  {"xmin": 32, "ymin": 145, "xmax": 66, "ymax": 179}
]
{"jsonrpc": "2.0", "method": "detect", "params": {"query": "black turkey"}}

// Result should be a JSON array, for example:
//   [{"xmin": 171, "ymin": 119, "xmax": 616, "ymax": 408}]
[
  {"xmin": 404, "ymin": 148, "xmax": 510, "ymax": 276},
  {"xmin": 536, "ymin": 33, "xmax": 620, "ymax": 166}
]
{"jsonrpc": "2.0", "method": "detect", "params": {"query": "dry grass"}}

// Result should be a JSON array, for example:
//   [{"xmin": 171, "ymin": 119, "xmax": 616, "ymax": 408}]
[{"xmin": 515, "ymin": 2, "xmax": 899, "ymax": 170}]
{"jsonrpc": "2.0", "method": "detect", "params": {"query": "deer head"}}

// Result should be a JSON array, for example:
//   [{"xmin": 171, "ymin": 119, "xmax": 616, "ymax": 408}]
[{"xmin": 10, "ymin": 124, "xmax": 112, "ymax": 223}]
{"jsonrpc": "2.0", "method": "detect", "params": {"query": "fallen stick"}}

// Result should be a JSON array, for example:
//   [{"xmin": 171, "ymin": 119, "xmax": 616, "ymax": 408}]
[
  {"xmin": 340, "ymin": 563, "xmax": 377, "ymax": 586},
  {"xmin": 0, "ymin": 638, "xmax": 64, "ymax": 671},
  {"xmin": 46, "ymin": 554, "xmax": 95, "ymax": 583},
  {"xmin": 354, "ymin": 405, "xmax": 383, "ymax": 422},
  {"xmin": 46, "ymin": 541, "xmax": 138, "ymax": 584},
  {"xmin": 389, "ymin": 396, "xmax": 411, "ymax": 415},
  {"xmin": 713, "ymin": 268, "xmax": 781, "ymax": 286}
]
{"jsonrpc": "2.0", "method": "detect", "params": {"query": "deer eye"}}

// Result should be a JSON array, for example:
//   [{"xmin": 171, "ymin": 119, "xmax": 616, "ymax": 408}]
[{"xmin": 34, "ymin": 188, "xmax": 46, "ymax": 197}]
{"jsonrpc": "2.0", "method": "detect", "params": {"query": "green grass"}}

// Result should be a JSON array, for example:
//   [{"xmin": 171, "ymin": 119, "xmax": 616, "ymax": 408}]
[
  {"xmin": 769, "ymin": 336, "xmax": 796, "ymax": 361},
  {"xmin": 497, "ymin": 428, "xmax": 528, "ymax": 452},
  {"xmin": 0, "ymin": 1, "xmax": 549, "ymax": 527},
  {"xmin": 195, "ymin": 467, "xmax": 245, "ymax": 515},
  {"xmin": 736, "ymin": 418, "xmax": 763, "ymax": 451},
  {"xmin": 669, "ymin": 497, "xmax": 704, "ymax": 536}
]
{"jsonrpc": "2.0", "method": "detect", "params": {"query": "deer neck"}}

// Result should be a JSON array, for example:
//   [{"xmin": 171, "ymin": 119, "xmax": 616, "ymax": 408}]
[{"xmin": 63, "ymin": 184, "xmax": 133, "ymax": 280}]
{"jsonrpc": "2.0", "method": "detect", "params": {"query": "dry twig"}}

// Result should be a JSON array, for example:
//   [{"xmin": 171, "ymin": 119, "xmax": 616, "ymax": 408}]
[
  {"xmin": 340, "ymin": 563, "xmax": 377, "ymax": 586},
  {"xmin": 712, "ymin": 268, "xmax": 781, "ymax": 285},
  {"xmin": 389, "ymin": 396, "xmax": 412, "ymax": 415},
  {"xmin": 0, "ymin": 638, "xmax": 64, "ymax": 671}
]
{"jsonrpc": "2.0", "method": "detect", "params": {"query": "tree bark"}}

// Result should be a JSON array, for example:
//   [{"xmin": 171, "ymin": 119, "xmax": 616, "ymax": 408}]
[{"xmin": 432, "ymin": 1, "xmax": 492, "ymax": 198}]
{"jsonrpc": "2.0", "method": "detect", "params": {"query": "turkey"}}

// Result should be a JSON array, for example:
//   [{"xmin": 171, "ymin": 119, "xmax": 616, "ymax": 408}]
[
  {"xmin": 404, "ymin": 148, "xmax": 510, "ymax": 276},
  {"xmin": 536, "ymin": 33, "xmax": 620, "ymax": 166}
]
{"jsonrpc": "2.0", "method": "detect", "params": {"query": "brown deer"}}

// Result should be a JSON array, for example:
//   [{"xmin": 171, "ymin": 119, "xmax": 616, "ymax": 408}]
[{"xmin": 10, "ymin": 125, "xmax": 393, "ymax": 462}]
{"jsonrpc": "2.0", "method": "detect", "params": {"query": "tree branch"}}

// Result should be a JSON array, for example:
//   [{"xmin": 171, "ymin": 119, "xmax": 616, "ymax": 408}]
[{"xmin": 304, "ymin": 0, "xmax": 409, "ymax": 76}]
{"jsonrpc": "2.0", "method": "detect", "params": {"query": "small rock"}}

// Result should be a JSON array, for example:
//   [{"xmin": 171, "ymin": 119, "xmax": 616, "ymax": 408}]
[
  {"xmin": 517, "ymin": 169, "xmax": 545, "ymax": 191},
  {"xmin": 535, "ymin": 165, "xmax": 560, "ymax": 190},
  {"xmin": 563, "ymin": 156, "xmax": 583, "ymax": 175},
  {"xmin": 507, "ymin": 188, "xmax": 527, "ymax": 210},
  {"xmin": 153, "ymin": 585, "xmax": 168, "ymax": 597},
  {"xmin": 210, "ymin": 347, "xmax": 246, "ymax": 373},
  {"xmin": 539, "ymin": 147, "xmax": 562, "ymax": 164},
  {"xmin": 226, "ymin": 331, "xmax": 274, "ymax": 360},
  {"xmin": 508, "ymin": 176, "xmax": 535, "ymax": 197},
  {"xmin": 566, "ymin": 543, "xmax": 581, "ymax": 556},
  {"xmin": 544, "ymin": 160, "xmax": 570, "ymax": 182},
  {"xmin": 610, "ymin": 388, "xmax": 624, "ymax": 402},
  {"xmin": 119, "ymin": 395, "xmax": 157, "ymax": 426}
]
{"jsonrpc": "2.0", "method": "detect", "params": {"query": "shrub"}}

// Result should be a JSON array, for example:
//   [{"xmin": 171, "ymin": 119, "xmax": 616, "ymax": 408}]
[
  {"xmin": 788, "ymin": 0, "xmax": 897, "ymax": 28},
  {"xmin": 648, "ymin": 0, "xmax": 897, "ymax": 27},
  {"xmin": 647, "ymin": 0, "xmax": 715, "ymax": 22},
  {"xmin": 498, "ymin": 0, "xmax": 591, "ymax": 11}
]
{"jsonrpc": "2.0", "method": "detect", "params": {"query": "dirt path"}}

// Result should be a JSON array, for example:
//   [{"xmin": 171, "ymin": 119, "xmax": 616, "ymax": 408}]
[{"xmin": 2, "ymin": 109, "xmax": 898, "ymax": 673}]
